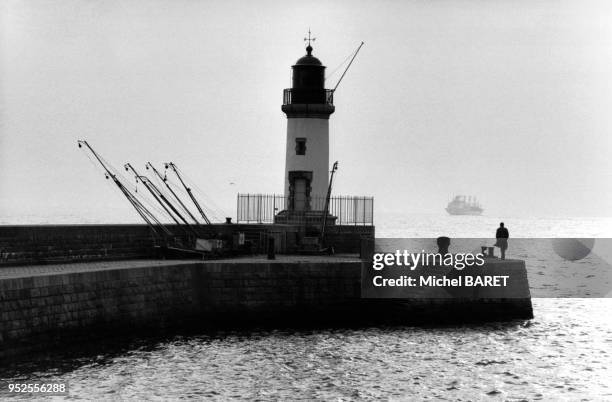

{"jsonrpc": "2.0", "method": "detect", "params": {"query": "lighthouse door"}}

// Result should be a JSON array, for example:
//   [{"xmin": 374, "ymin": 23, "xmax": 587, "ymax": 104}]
[
  {"xmin": 293, "ymin": 178, "xmax": 307, "ymax": 211},
  {"xmin": 288, "ymin": 171, "xmax": 312, "ymax": 211}
]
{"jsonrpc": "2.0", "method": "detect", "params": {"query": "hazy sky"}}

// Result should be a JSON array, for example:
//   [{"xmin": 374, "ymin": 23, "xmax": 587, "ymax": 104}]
[{"xmin": 1, "ymin": 0, "xmax": 611, "ymax": 223}]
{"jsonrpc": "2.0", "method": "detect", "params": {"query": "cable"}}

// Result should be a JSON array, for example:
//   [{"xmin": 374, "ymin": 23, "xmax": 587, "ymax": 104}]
[{"xmin": 326, "ymin": 48, "xmax": 357, "ymax": 83}]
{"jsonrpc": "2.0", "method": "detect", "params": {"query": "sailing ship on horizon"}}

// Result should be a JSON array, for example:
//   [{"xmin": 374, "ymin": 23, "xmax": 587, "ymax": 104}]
[{"xmin": 446, "ymin": 195, "xmax": 483, "ymax": 216}]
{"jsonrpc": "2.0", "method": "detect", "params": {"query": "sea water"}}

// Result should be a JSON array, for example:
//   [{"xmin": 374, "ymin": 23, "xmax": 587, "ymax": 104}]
[{"xmin": 1, "ymin": 214, "xmax": 611, "ymax": 400}]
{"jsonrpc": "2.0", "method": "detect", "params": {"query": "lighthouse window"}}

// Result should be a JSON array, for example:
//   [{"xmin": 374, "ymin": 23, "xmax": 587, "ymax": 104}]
[{"xmin": 295, "ymin": 138, "xmax": 306, "ymax": 155}]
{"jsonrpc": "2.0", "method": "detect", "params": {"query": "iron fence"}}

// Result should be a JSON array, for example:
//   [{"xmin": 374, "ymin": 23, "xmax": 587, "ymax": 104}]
[{"xmin": 236, "ymin": 193, "xmax": 373, "ymax": 225}]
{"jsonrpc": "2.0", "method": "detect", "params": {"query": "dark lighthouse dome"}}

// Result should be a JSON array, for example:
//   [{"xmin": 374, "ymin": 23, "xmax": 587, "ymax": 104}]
[
  {"xmin": 289, "ymin": 44, "xmax": 327, "ymax": 102},
  {"xmin": 294, "ymin": 45, "xmax": 322, "ymax": 66}
]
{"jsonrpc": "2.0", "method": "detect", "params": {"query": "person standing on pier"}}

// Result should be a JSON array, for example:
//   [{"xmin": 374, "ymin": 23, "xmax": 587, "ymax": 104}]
[{"xmin": 495, "ymin": 222, "xmax": 509, "ymax": 260}]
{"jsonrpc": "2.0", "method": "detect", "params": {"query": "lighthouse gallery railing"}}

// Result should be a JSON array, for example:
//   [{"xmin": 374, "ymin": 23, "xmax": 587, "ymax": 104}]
[
  {"xmin": 283, "ymin": 89, "xmax": 334, "ymax": 105},
  {"xmin": 236, "ymin": 194, "xmax": 373, "ymax": 225}
]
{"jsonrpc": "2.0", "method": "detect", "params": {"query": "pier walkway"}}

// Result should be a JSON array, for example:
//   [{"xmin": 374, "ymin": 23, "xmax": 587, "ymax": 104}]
[{"xmin": 0, "ymin": 254, "xmax": 362, "ymax": 280}]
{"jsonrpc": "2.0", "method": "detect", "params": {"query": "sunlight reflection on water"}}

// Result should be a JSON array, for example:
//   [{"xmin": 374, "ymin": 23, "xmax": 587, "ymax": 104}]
[{"xmin": 1, "ymin": 300, "xmax": 610, "ymax": 400}]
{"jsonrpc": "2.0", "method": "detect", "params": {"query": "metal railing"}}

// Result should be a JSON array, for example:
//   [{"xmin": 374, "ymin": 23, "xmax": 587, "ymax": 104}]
[
  {"xmin": 236, "ymin": 193, "xmax": 373, "ymax": 225},
  {"xmin": 283, "ymin": 88, "xmax": 334, "ymax": 105}
]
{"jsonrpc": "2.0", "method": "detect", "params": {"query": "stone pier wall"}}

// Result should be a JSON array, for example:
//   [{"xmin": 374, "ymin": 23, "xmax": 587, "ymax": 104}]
[
  {"xmin": 0, "ymin": 259, "xmax": 362, "ymax": 359},
  {"xmin": 0, "ymin": 224, "xmax": 375, "ymax": 266},
  {"xmin": 0, "ymin": 257, "xmax": 533, "ymax": 360}
]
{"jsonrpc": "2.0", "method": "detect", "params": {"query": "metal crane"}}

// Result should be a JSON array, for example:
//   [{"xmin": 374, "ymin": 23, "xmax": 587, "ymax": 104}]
[
  {"xmin": 77, "ymin": 140, "xmax": 172, "ymax": 239},
  {"xmin": 331, "ymin": 42, "xmax": 364, "ymax": 93},
  {"xmin": 164, "ymin": 162, "xmax": 211, "ymax": 224}
]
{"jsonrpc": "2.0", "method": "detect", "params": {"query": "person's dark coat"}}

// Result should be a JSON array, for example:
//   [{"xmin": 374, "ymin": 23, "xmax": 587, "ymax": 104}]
[{"xmin": 495, "ymin": 227, "xmax": 509, "ymax": 249}]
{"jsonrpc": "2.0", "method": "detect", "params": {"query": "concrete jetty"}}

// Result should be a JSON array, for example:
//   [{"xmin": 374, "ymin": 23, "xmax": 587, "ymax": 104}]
[{"xmin": 0, "ymin": 254, "xmax": 533, "ymax": 360}]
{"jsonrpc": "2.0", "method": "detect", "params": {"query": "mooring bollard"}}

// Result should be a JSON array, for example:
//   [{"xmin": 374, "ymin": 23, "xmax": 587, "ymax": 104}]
[
  {"xmin": 436, "ymin": 236, "xmax": 450, "ymax": 255},
  {"xmin": 268, "ymin": 237, "xmax": 275, "ymax": 260},
  {"xmin": 488, "ymin": 246, "xmax": 495, "ymax": 257}
]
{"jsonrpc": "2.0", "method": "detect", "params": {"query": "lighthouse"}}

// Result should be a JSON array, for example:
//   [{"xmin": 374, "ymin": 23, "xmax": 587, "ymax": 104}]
[
  {"xmin": 281, "ymin": 37, "xmax": 335, "ymax": 212},
  {"xmin": 237, "ymin": 36, "xmax": 371, "ymax": 228}
]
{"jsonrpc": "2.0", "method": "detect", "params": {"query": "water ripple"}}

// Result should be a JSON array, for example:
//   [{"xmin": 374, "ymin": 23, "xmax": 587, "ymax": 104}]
[{"xmin": 2, "ymin": 299, "xmax": 611, "ymax": 400}]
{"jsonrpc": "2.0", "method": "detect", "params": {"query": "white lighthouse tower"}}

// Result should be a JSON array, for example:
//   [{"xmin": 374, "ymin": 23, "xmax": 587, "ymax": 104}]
[{"xmin": 281, "ymin": 37, "xmax": 335, "ymax": 212}]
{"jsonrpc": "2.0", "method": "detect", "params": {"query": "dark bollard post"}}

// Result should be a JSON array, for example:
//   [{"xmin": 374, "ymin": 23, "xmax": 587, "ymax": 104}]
[
  {"xmin": 437, "ymin": 236, "xmax": 450, "ymax": 255},
  {"xmin": 268, "ymin": 237, "xmax": 275, "ymax": 260}
]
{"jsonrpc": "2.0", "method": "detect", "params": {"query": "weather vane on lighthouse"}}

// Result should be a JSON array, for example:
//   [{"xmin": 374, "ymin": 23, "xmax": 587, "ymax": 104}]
[{"xmin": 304, "ymin": 29, "xmax": 316, "ymax": 47}]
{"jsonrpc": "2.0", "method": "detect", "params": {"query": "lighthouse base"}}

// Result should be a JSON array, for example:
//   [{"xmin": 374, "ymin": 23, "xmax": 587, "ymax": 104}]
[{"xmin": 274, "ymin": 209, "xmax": 337, "ymax": 227}]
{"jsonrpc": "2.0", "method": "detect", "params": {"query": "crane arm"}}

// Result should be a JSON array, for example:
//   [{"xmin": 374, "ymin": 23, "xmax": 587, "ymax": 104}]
[{"xmin": 332, "ymin": 42, "xmax": 364, "ymax": 93}]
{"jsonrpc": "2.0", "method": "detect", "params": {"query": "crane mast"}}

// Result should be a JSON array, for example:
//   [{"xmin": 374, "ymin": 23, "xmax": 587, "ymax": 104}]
[
  {"xmin": 77, "ymin": 140, "xmax": 171, "ymax": 238},
  {"xmin": 124, "ymin": 163, "xmax": 199, "ymax": 237},
  {"xmin": 146, "ymin": 162, "xmax": 201, "ymax": 225},
  {"xmin": 165, "ymin": 162, "xmax": 211, "ymax": 224},
  {"xmin": 332, "ymin": 42, "xmax": 364, "ymax": 93},
  {"xmin": 320, "ymin": 161, "xmax": 338, "ymax": 242}
]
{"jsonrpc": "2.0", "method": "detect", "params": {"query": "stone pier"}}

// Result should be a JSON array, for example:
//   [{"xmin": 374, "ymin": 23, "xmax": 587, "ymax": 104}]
[{"xmin": 0, "ymin": 255, "xmax": 533, "ymax": 360}]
